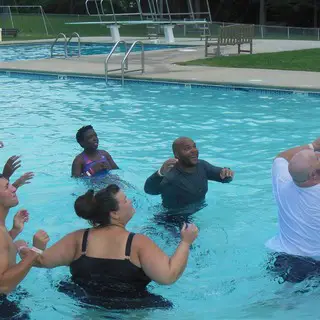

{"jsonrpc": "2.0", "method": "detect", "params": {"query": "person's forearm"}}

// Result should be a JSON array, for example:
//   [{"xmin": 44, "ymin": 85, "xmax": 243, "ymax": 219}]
[
  {"xmin": 144, "ymin": 171, "xmax": 163, "ymax": 195},
  {"xmin": 167, "ymin": 241, "xmax": 190, "ymax": 283},
  {"xmin": 0, "ymin": 252, "xmax": 39, "ymax": 294},
  {"xmin": 276, "ymin": 143, "xmax": 315, "ymax": 161},
  {"xmin": 12, "ymin": 180, "xmax": 20, "ymax": 189},
  {"xmin": 8, "ymin": 228, "xmax": 20, "ymax": 240}
]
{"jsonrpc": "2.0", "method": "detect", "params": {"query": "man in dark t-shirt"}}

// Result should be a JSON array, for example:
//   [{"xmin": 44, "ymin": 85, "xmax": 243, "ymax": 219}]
[{"xmin": 144, "ymin": 137, "xmax": 234, "ymax": 210}]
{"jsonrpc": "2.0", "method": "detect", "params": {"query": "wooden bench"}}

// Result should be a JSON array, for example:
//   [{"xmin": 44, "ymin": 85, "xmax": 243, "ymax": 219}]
[
  {"xmin": 205, "ymin": 24, "xmax": 254, "ymax": 57},
  {"xmin": 1, "ymin": 28, "xmax": 19, "ymax": 38}
]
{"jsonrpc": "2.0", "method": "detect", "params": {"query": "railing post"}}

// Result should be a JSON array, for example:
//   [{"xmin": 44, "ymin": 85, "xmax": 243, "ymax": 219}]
[
  {"xmin": 260, "ymin": 25, "xmax": 264, "ymax": 39},
  {"xmin": 287, "ymin": 27, "xmax": 290, "ymax": 39},
  {"xmin": 318, "ymin": 28, "xmax": 320, "ymax": 41}
]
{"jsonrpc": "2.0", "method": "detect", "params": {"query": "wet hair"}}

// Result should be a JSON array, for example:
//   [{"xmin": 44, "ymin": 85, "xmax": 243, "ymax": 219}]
[
  {"xmin": 0, "ymin": 174, "xmax": 3, "ymax": 179},
  {"xmin": 74, "ymin": 184, "xmax": 120, "ymax": 227},
  {"xmin": 76, "ymin": 125, "xmax": 94, "ymax": 144}
]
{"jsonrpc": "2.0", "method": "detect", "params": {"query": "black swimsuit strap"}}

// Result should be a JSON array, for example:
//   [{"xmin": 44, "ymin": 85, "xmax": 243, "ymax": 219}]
[
  {"xmin": 81, "ymin": 229, "xmax": 90, "ymax": 254},
  {"xmin": 125, "ymin": 233, "xmax": 135, "ymax": 258}
]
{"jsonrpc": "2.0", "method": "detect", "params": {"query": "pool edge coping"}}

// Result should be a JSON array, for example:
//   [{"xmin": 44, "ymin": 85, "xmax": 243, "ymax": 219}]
[{"xmin": 1, "ymin": 68, "xmax": 320, "ymax": 96}]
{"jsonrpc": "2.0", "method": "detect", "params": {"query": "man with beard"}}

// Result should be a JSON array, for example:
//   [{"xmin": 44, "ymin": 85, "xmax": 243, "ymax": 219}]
[{"xmin": 144, "ymin": 137, "xmax": 234, "ymax": 210}]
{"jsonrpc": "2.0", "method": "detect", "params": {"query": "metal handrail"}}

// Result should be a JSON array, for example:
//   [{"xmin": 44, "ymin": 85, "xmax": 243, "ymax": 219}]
[
  {"xmin": 67, "ymin": 32, "xmax": 81, "ymax": 57},
  {"xmin": 121, "ymin": 41, "xmax": 145, "ymax": 86},
  {"xmin": 105, "ymin": 40, "xmax": 128, "ymax": 83},
  {"xmin": 50, "ymin": 33, "xmax": 67, "ymax": 58}
]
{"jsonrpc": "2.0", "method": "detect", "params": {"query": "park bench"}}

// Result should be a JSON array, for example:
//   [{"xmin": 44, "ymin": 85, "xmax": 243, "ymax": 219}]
[
  {"xmin": 1, "ymin": 28, "xmax": 19, "ymax": 38},
  {"xmin": 205, "ymin": 24, "xmax": 254, "ymax": 57}
]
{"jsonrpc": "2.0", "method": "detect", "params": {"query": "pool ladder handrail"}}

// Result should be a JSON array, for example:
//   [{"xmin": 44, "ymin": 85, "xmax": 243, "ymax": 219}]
[
  {"xmin": 51, "ymin": 33, "xmax": 68, "ymax": 58},
  {"xmin": 121, "ymin": 41, "xmax": 145, "ymax": 86},
  {"xmin": 105, "ymin": 40, "xmax": 128, "ymax": 83},
  {"xmin": 67, "ymin": 32, "xmax": 81, "ymax": 57}
]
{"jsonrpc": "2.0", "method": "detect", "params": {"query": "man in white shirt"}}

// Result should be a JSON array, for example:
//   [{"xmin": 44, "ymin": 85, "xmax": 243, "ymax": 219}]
[{"xmin": 266, "ymin": 137, "xmax": 320, "ymax": 283}]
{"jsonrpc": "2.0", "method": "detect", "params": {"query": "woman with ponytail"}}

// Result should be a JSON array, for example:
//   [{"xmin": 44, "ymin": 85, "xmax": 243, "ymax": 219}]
[{"xmin": 22, "ymin": 184, "xmax": 199, "ymax": 309}]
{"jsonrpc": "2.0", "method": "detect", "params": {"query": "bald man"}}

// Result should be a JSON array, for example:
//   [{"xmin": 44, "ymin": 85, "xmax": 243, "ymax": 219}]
[
  {"xmin": 144, "ymin": 137, "xmax": 234, "ymax": 210},
  {"xmin": 266, "ymin": 137, "xmax": 320, "ymax": 283}
]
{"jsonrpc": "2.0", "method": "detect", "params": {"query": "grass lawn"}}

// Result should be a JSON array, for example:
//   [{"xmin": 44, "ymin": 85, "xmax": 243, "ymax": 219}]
[
  {"xmin": 1, "ymin": 14, "xmax": 320, "ymax": 42},
  {"xmin": 0, "ymin": 14, "xmax": 148, "ymax": 40},
  {"xmin": 179, "ymin": 49, "xmax": 320, "ymax": 72}
]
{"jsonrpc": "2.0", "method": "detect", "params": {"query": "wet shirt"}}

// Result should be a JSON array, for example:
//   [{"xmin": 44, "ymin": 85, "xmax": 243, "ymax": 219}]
[{"xmin": 144, "ymin": 159, "xmax": 231, "ymax": 209}]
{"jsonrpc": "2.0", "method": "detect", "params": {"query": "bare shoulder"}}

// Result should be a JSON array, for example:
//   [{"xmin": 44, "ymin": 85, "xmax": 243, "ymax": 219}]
[
  {"xmin": 100, "ymin": 149, "xmax": 111, "ymax": 157},
  {"xmin": 133, "ymin": 233, "xmax": 154, "ymax": 248},
  {"xmin": 70, "ymin": 229, "xmax": 86, "ymax": 241},
  {"xmin": 73, "ymin": 153, "xmax": 84, "ymax": 164}
]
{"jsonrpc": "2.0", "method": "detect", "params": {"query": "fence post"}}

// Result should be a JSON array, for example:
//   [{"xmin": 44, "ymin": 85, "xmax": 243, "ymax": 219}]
[
  {"xmin": 287, "ymin": 27, "xmax": 290, "ymax": 39},
  {"xmin": 318, "ymin": 28, "xmax": 320, "ymax": 41},
  {"xmin": 260, "ymin": 25, "xmax": 264, "ymax": 39}
]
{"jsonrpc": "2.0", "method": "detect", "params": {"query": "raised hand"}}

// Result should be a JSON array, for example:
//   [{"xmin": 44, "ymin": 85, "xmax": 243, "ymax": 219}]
[
  {"xmin": 13, "ymin": 209, "xmax": 29, "ymax": 233},
  {"xmin": 2, "ymin": 155, "xmax": 21, "ymax": 179},
  {"xmin": 220, "ymin": 168, "xmax": 234, "ymax": 181},
  {"xmin": 8, "ymin": 210, "xmax": 29, "ymax": 240},
  {"xmin": 13, "ymin": 172, "xmax": 34, "ymax": 189},
  {"xmin": 180, "ymin": 223, "xmax": 198, "ymax": 245},
  {"xmin": 33, "ymin": 230, "xmax": 50, "ymax": 251},
  {"xmin": 159, "ymin": 158, "xmax": 178, "ymax": 176}
]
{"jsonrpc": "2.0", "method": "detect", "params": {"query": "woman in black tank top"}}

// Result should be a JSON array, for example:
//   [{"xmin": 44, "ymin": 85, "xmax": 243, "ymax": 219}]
[{"xmin": 21, "ymin": 184, "xmax": 199, "ymax": 310}]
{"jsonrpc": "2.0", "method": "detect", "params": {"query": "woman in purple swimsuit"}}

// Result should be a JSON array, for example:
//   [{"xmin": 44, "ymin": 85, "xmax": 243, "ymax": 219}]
[{"xmin": 71, "ymin": 125, "xmax": 119, "ymax": 177}]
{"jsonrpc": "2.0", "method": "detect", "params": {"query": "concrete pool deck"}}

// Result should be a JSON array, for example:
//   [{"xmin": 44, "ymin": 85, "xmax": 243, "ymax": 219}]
[{"xmin": 1, "ymin": 36, "xmax": 320, "ymax": 91}]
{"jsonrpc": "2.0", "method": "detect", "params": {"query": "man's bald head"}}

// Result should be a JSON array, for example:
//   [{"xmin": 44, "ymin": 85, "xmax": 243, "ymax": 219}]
[
  {"xmin": 288, "ymin": 150, "xmax": 319, "ymax": 184},
  {"xmin": 172, "ymin": 137, "xmax": 193, "ymax": 154},
  {"xmin": 172, "ymin": 137, "xmax": 199, "ymax": 167}
]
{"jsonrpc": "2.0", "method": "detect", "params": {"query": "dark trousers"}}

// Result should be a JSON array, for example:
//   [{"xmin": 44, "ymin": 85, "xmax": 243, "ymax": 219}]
[
  {"xmin": 268, "ymin": 253, "xmax": 320, "ymax": 283},
  {"xmin": 0, "ymin": 294, "xmax": 30, "ymax": 319}
]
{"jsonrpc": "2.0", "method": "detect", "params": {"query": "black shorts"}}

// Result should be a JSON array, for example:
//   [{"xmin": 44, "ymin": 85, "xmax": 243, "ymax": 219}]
[
  {"xmin": 0, "ymin": 294, "xmax": 30, "ymax": 320},
  {"xmin": 267, "ymin": 253, "xmax": 320, "ymax": 283}
]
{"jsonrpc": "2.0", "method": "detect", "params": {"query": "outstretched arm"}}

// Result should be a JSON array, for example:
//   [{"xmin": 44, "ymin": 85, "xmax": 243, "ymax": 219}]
[
  {"xmin": 33, "ymin": 232, "xmax": 78, "ymax": 268},
  {"xmin": 203, "ymin": 160, "xmax": 234, "ymax": 183},
  {"xmin": 136, "ymin": 223, "xmax": 198, "ymax": 285},
  {"xmin": 276, "ymin": 138, "xmax": 320, "ymax": 161},
  {"xmin": 12, "ymin": 172, "xmax": 34, "ymax": 190}
]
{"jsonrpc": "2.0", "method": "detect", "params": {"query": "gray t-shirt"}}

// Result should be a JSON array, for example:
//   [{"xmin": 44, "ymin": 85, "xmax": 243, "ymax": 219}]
[{"xmin": 144, "ymin": 159, "xmax": 232, "ymax": 209}]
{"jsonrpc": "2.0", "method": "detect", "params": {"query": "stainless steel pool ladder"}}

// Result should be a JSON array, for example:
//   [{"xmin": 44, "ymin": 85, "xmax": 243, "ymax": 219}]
[
  {"xmin": 67, "ymin": 32, "xmax": 81, "ymax": 57},
  {"xmin": 105, "ymin": 40, "xmax": 145, "ymax": 85},
  {"xmin": 121, "ymin": 41, "xmax": 145, "ymax": 86},
  {"xmin": 105, "ymin": 40, "xmax": 128, "ymax": 83},
  {"xmin": 51, "ymin": 33, "xmax": 68, "ymax": 58}
]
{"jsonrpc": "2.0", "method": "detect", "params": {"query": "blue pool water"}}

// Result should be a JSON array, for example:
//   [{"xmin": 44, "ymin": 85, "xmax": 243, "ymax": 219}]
[
  {"xmin": 1, "ymin": 73, "xmax": 320, "ymax": 319},
  {"xmin": 0, "ymin": 42, "xmax": 188, "ymax": 62}
]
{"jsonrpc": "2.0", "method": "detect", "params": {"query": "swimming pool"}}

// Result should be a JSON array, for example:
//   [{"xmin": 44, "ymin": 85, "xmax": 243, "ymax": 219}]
[
  {"xmin": 1, "ymin": 72, "xmax": 320, "ymax": 319},
  {"xmin": 0, "ymin": 42, "xmax": 189, "ymax": 62}
]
